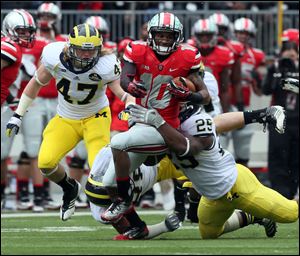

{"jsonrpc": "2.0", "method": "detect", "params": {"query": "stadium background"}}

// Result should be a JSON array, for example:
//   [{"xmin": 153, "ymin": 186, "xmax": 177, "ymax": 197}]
[{"xmin": 1, "ymin": 1, "xmax": 299, "ymax": 197}]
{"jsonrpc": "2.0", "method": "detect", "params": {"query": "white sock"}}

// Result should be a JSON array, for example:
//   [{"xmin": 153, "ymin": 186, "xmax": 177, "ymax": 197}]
[
  {"xmin": 223, "ymin": 210, "xmax": 242, "ymax": 234},
  {"xmin": 146, "ymin": 221, "xmax": 169, "ymax": 239}
]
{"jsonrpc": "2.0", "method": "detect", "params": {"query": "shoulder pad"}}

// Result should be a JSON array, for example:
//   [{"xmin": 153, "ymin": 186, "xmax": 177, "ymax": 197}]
[{"xmin": 123, "ymin": 40, "xmax": 147, "ymax": 63}]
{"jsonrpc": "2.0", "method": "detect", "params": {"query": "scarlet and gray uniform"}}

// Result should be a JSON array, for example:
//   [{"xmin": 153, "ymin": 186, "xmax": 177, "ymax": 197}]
[{"xmin": 104, "ymin": 41, "xmax": 201, "ymax": 184}]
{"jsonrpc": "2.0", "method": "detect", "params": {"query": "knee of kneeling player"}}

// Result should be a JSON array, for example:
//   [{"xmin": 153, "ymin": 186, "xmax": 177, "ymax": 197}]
[{"xmin": 199, "ymin": 224, "xmax": 222, "ymax": 239}]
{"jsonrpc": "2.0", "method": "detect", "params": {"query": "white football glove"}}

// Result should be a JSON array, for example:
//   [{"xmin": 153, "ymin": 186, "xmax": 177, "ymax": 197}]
[
  {"xmin": 129, "ymin": 105, "xmax": 166, "ymax": 129},
  {"xmin": 6, "ymin": 113, "xmax": 22, "ymax": 137},
  {"xmin": 281, "ymin": 78, "xmax": 299, "ymax": 94}
]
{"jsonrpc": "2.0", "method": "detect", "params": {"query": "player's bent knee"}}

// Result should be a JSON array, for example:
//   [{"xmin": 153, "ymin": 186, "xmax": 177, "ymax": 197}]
[
  {"xmin": 199, "ymin": 223, "xmax": 222, "ymax": 239},
  {"xmin": 40, "ymin": 166, "xmax": 58, "ymax": 177},
  {"xmin": 38, "ymin": 155, "xmax": 59, "ymax": 170},
  {"xmin": 110, "ymin": 134, "xmax": 128, "ymax": 151}
]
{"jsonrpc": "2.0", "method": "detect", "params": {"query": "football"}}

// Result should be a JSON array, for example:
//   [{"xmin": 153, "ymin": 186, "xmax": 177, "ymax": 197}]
[{"xmin": 172, "ymin": 76, "xmax": 196, "ymax": 92}]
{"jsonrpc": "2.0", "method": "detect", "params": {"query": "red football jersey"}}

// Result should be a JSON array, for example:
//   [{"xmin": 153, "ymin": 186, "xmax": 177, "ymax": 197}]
[
  {"xmin": 123, "ymin": 41, "xmax": 201, "ymax": 128},
  {"xmin": 233, "ymin": 46, "xmax": 265, "ymax": 106},
  {"xmin": 199, "ymin": 45, "xmax": 234, "ymax": 91},
  {"xmin": 106, "ymin": 87, "xmax": 128, "ymax": 132},
  {"xmin": 1, "ymin": 37, "xmax": 22, "ymax": 106},
  {"xmin": 38, "ymin": 35, "xmax": 68, "ymax": 98},
  {"xmin": 224, "ymin": 40, "xmax": 244, "ymax": 62}
]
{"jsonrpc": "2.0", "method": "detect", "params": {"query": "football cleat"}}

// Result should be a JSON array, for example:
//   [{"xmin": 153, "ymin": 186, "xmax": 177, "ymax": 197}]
[
  {"xmin": 165, "ymin": 212, "xmax": 182, "ymax": 231},
  {"xmin": 32, "ymin": 197, "xmax": 44, "ymax": 213},
  {"xmin": 263, "ymin": 105, "xmax": 286, "ymax": 134},
  {"xmin": 113, "ymin": 225, "xmax": 149, "ymax": 240},
  {"xmin": 17, "ymin": 198, "xmax": 33, "ymax": 210},
  {"xmin": 257, "ymin": 218, "xmax": 277, "ymax": 238},
  {"xmin": 60, "ymin": 180, "xmax": 81, "ymax": 221},
  {"xmin": 101, "ymin": 197, "xmax": 133, "ymax": 222}
]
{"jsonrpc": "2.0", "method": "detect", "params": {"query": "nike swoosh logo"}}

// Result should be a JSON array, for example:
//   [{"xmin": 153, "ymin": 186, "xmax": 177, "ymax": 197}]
[{"xmin": 169, "ymin": 68, "xmax": 178, "ymax": 72}]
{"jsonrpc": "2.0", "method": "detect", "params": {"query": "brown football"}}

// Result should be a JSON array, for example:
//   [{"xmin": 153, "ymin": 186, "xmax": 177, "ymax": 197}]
[{"xmin": 172, "ymin": 77, "xmax": 196, "ymax": 92}]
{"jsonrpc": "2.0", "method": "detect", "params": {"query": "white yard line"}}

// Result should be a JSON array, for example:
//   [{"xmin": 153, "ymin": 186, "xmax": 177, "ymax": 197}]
[{"xmin": 1, "ymin": 209, "xmax": 171, "ymax": 218}]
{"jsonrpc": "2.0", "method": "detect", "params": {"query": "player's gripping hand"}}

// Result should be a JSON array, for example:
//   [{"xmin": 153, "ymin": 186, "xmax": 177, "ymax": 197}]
[
  {"xmin": 167, "ymin": 77, "xmax": 192, "ymax": 100},
  {"xmin": 129, "ymin": 104, "xmax": 165, "ymax": 129},
  {"xmin": 280, "ymin": 78, "xmax": 299, "ymax": 94},
  {"xmin": 6, "ymin": 113, "xmax": 22, "ymax": 137},
  {"xmin": 127, "ymin": 81, "xmax": 147, "ymax": 98}
]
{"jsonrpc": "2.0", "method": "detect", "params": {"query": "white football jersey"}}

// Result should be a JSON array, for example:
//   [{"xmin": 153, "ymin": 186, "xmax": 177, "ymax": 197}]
[
  {"xmin": 171, "ymin": 111, "xmax": 238, "ymax": 200},
  {"xmin": 41, "ymin": 41, "xmax": 121, "ymax": 119},
  {"xmin": 203, "ymin": 71, "xmax": 222, "ymax": 117},
  {"xmin": 90, "ymin": 146, "xmax": 158, "ymax": 203}
]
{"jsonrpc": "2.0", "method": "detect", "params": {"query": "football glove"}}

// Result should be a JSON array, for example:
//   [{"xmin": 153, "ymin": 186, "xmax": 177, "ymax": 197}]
[
  {"xmin": 129, "ymin": 104, "xmax": 165, "ymax": 129},
  {"xmin": 118, "ymin": 104, "xmax": 136, "ymax": 128},
  {"xmin": 280, "ymin": 78, "xmax": 299, "ymax": 94},
  {"xmin": 6, "ymin": 113, "xmax": 22, "ymax": 137},
  {"xmin": 127, "ymin": 81, "xmax": 147, "ymax": 98},
  {"xmin": 167, "ymin": 77, "xmax": 192, "ymax": 100}
]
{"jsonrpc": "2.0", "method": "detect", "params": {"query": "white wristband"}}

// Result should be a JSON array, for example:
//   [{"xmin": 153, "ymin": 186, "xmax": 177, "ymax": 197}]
[
  {"xmin": 15, "ymin": 93, "xmax": 34, "ymax": 116},
  {"xmin": 34, "ymin": 71, "xmax": 48, "ymax": 86},
  {"xmin": 121, "ymin": 92, "xmax": 128, "ymax": 102},
  {"xmin": 178, "ymin": 137, "xmax": 190, "ymax": 157}
]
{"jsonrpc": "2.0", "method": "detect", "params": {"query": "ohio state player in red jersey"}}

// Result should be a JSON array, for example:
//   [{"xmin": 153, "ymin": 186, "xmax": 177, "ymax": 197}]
[
  {"xmin": 101, "ymin": 12, "xmax": 210, "ymax": 238},
  {"xmin": 1, "ymin": 9, "xmax": 36, "ymax": 208},
  {"xmin": 209, "ymin": 13, "xmax": 245, "ymax": 111},
  {"xmin": 225, "ymin": 17, "xmax": 266, "ymax": 167},
  {"xmin": 189, "ymin": 18, "xmax": 234, "ymax": 113},
  {"xmin": 1, "ymin": 9, "xmax": 36, "ymax": 107}
]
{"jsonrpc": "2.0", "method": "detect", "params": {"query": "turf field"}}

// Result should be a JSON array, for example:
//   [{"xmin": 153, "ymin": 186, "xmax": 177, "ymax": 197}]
[{"xmin": 1, "ymin": 210, "xmax": 299, "ymax": 255}]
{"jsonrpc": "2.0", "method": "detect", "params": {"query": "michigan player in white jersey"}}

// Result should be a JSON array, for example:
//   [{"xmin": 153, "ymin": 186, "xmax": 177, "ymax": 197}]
[
  {"xmin": 128, "ymin": 103, "xmax": 298, "ymax": 239},
  {"xmin": 86, "ymin": 146, "xmax": 183, "ymax": 240},
  {"xmin": 6, "ymin": 23, "xmax": 135, "ymax": 221},
  {"xmin": 87, "ymin": 105, "xmax": 287, "ymax": 239}
]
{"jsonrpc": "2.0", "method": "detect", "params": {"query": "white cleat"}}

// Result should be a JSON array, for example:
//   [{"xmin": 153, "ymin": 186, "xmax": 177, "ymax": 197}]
[{"xmin": 265, "ymin": 105, "xmax": 286, "ymax": 134}]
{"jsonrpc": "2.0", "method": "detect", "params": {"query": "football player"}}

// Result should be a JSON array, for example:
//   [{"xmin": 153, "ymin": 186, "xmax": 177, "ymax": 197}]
[
  {"xmin": 86, "ymin": 147, "xmax": 183, "ymax": 240},
  {"xmin": 1, "ymin": 9, "xmax": 36, "ymax": 208},
  {"xmin": 89, "ymin": 103, "xmax": 286, "ymax": 239},
  {"xmin": 6, "ymin": 23, "xmax": 135, "ymax": 221},
  {"xmin": 101, "ymin": 12, "xmax": 211, "ymax": 222},
  {"xmin": 65, "ymin": 16, "xmax": 118, "ymax": 208},
  {"xmin": 225, "ymin": 17, "xmax": 266, "ymax": 167},
  {"xmin": 188, "ymin": 18, "xmax": 234, "ymax": 113},
  {"xmin": 128, "ymin": 102, "xmax": 298, "ymax": 239}
]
